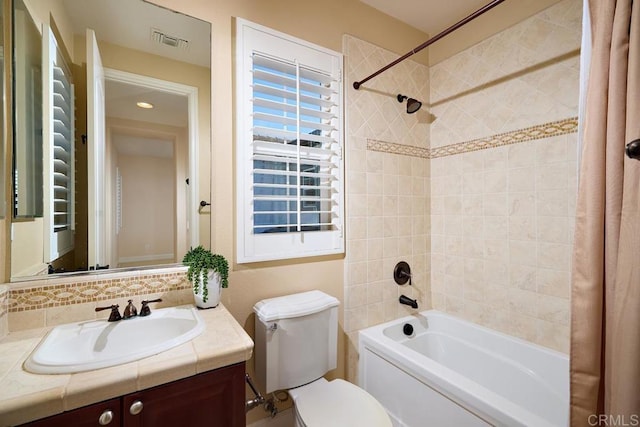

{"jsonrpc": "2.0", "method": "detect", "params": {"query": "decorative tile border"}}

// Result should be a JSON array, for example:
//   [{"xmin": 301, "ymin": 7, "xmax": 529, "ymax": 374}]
[
  {"xmin": 430, "ymin": 117, "xmax": 579, "ymax": 158},
  {"xmin": 367, "ymin": 117, "xmax": 578, "ymax": 159},
  {"xmin": 8, "ymin": 272, "xmax": 191, "ymax": 313},
  {"xmin": 367, "ymin": 139, "xmax": 429, "ymax": 159}
]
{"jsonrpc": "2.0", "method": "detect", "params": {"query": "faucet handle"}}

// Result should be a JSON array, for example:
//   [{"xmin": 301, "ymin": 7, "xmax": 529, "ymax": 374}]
[
  {"xmin": 123, "ymin": 300, "xmax": 138, "ymax": 319},
  {"xmin": 95, "ymin": 304, "xmax": 122, "ymax": 322},
  {"xmin": 394, "ymin": 261, "xmax": 412, "ymax": 286},
  {"xmin": 139, "ymin": 298, "xmax": 162, "ymax": 317}
]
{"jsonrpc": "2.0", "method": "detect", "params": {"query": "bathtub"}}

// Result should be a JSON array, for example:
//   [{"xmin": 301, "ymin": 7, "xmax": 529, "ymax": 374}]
[{"xmin": 358, "ymin": 310, "xmax": 568, "ymax": 427}]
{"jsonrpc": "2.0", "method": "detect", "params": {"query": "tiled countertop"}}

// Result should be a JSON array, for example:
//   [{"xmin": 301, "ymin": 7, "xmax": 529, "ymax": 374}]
[{"xmin": 0, "ymin": 304, "xmax": 253, "ymax": 426}]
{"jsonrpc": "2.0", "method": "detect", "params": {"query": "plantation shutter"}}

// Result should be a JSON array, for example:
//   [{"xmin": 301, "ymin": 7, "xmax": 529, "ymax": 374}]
[
  {"xmin": 236, "ymin": 20, "xmax": 344, "ymax": 263},
  {"xmin": 43, "ymin": 25, "xmax": 74, "ymax": 261}
]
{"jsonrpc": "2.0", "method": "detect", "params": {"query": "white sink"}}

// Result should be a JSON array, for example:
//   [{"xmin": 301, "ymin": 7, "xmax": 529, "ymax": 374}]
[{"xmin": 25, "ymin": 305, "xmax": 205, "ymax": 374}]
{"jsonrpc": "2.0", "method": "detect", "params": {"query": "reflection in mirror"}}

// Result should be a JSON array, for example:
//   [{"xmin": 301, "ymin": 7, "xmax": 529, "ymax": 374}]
[
  {"xmin": 0, "ymin": 0, "xmax": 5, "ymax": 220},
  {"xmin": 12, "ymin": 0, "xmax": 42, "ymax": 218},
  {"xmin": 10, "ymin": 0, "xmax": 211, "ymax": 279}
]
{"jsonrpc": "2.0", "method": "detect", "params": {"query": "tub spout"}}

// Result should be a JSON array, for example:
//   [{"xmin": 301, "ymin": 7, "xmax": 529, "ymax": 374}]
[{"xmin": 399, "ymin": 294, "xmax": 418, "ymax": 309}]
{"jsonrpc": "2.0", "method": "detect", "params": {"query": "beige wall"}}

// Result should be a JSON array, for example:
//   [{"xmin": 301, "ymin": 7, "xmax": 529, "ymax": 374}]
[
  {"xmin": 142, "ymin": 1, "xmax": 429, "ymax": 423},
  {"xmin": 0, "ymin": 220, "xmax": 6, "ymax": 283},
  {"xmin": 117, "ymin": 152, "xmax": 175, "ymax": 263},
  {"xmin": 23, "ymin": 0, "xmax": 74, "ymax": 56},
  {"xmin": 107, "ymin": 118, "xmax": 190, "ymax": 265},
  {"xmin": 429, "ymin": 0, "xmax": 581, "ymax": 353},
  {"xmin": 11, "ymin": 219, "xmax": 45, "ymax": 276}
]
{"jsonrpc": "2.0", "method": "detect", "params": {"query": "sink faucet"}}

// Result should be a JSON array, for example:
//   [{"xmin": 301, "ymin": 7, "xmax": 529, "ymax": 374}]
[
  {"xmin": 96, "ymin": 298, "xmax": 163, "ymax": 321},
  {"xmin": 399, "ymin": 295, "xmax": 418, "ymax": 309},
  {"xmin": 123, "ymin": 300, "xmax": 138, "ymax": 319},
  {"xmin": 95, "ymin": 304, "xmax": 122, "ymax": 322}
]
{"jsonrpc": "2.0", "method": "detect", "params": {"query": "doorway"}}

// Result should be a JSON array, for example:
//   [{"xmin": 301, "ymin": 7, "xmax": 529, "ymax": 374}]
[{"xmin": 103, "ymin": 70, "xmax": 199, "ymax": 268}]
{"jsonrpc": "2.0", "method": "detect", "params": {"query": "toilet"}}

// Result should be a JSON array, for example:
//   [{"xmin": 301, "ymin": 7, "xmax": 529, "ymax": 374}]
[{"xmin": 253, "ymin": 290, "xmax": 392, "ymax": 427}]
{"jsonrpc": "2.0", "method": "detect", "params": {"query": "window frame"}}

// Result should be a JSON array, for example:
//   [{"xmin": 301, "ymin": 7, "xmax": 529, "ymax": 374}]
[{"xmin": 235, "ymin": 19, "xmax": 345, "ymax": 263}]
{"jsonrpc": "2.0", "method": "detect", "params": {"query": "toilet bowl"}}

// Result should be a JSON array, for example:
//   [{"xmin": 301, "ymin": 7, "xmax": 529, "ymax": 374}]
[
  {"xmin": 253, "ymin": 290, "xmax": 392, "ymax": 427},
  {"xmin": 288, "ymin": 378, "xmax": 391, "ymax": 427}
]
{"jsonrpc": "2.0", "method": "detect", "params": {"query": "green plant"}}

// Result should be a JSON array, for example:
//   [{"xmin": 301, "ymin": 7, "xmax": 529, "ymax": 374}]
[{"xmin": 182, "ymin": 246, "xmax": 229, "ymax": 302}]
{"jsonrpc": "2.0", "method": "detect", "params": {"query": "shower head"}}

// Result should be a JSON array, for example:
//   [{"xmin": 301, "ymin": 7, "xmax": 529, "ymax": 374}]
[{"xmin": 397, "ymin": 94, "xmax": 422, "ymax": 114}]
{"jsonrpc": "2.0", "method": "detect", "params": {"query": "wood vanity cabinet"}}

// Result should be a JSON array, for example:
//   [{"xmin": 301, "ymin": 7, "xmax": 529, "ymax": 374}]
[{"xmin": 21, "ymin": 362, "xmax": 245, "ymax": 427}]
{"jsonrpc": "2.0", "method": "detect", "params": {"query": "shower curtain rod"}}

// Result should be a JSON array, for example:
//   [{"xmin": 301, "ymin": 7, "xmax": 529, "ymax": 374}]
[{"xmin": 353, "ymin": 0, "xmax": 506, "ymax": 90}]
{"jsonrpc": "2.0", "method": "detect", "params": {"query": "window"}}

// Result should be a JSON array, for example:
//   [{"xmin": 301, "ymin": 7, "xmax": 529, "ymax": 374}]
[
  {"xmin": 43, "ymin": 25, "xmax": 74, "ymax": 261},
  {"xmin": 236, "ymin": 19, "xmax": 344, "ymax": 263}
]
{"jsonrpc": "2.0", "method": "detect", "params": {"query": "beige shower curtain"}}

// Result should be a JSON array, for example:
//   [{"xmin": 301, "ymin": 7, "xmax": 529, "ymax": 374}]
[{"xmin": 571, "ymin": 0, "xmax": 640, "ymax": 425}]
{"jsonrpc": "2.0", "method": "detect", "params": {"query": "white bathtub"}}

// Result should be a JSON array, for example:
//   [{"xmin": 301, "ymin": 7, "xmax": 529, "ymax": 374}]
[{"xmin": 358, "ymin": 311, "xmax": 568, "ymax": 427}]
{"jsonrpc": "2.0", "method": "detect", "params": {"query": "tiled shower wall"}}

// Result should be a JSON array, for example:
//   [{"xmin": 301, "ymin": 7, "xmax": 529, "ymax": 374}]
[
  {"xmin": 429, "ymin": 0, "xmax": 581, "ymax": 147},
  {"xmin": 343, "ymin": 35, "xmax": 430, "ymax": 381},
  {"xmin": 429, "ymin": 0, "xmax": 581, "ymax": 353}
]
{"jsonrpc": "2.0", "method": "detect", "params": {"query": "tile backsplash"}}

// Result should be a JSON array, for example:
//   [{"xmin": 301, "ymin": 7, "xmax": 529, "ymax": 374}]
[{"xmin": 5, "ymin": 268, "xmax": 193, "ymax": 332}]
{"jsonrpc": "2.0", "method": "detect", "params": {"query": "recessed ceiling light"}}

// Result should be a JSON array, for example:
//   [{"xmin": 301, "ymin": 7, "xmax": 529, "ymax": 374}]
[{"xmin": 136, "ymin": 101, "xmax": 154, "ymax": 109}]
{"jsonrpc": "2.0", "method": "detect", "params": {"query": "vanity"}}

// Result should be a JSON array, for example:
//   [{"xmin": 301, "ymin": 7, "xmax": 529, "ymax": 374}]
[
  {"xmin": 0, "ymin": 304, "xmax": 253, "ymax": 426},
  {"xmin": 0, "ymin": 0, "xmax": 252, "ymax": 424}
]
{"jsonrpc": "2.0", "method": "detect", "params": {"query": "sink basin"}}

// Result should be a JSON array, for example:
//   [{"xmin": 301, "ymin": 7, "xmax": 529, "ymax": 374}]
[{"xmin": 25, "ymin": 305, "xmax": 205, "ymax": 374}]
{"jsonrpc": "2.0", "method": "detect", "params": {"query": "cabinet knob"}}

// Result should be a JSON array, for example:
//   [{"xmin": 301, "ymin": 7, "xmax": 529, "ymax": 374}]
[
  {"xmin": 129, "ymin": 400, "xmax": 144, "ymax": 415},
  {"xmin": 98, "ymin": 410, "xmax": 114, "ymax": 425}
]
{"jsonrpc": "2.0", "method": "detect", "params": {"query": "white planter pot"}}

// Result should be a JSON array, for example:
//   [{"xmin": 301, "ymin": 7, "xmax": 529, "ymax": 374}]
[{"xmin": 193, "ymin": 270, "xmax": 221, "ymax": 309}]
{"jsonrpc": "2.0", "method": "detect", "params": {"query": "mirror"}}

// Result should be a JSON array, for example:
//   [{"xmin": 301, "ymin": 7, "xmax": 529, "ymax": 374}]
[
  {"xmin": 10, "ymin": 0, "xmax": 211, "ymax": 279},
  {"xmin": 12, "ymin": 0, "xmax": 42, "ymax": 219},
  {"xmin": 0, "ymin": 1, "xmax": 4, "ymax": 221}
]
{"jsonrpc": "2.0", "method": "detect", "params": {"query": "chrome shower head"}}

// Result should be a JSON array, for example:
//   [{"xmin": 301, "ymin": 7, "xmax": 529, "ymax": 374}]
[{"xmin": 397, "ymin": 94, "xmax": 422, "ymax": 114}]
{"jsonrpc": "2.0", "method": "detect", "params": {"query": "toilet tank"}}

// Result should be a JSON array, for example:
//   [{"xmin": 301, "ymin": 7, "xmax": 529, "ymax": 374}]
[{"xmin": 253, "ymin": 290, "xmax": 340, "ymax": 394}]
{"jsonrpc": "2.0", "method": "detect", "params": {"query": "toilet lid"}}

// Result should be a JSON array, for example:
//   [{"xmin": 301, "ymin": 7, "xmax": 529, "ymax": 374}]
[{"xmin": 294, "ymin": 379, "xmax": 391, "ymax": 427}]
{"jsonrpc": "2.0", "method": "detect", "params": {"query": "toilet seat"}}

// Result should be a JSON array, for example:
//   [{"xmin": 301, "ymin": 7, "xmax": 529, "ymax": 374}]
[{"xmin": 289, "ymin": 378, "xmax": 392, "ymax": 427}]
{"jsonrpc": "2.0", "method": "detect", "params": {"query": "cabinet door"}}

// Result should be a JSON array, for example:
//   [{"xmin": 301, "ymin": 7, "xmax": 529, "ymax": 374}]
[
  {"xmin": 20, "ymin": 398, "xmax": 121, "ymax": 427},
  {"xmin": 123, "ymin": 362, "xmax": 245, "ymax": 427}
]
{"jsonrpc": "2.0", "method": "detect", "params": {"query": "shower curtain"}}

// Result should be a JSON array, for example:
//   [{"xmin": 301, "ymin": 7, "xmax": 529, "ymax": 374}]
[{"xmin": 571, "ymin": 0, "xmax": 640, "ymax": 425}]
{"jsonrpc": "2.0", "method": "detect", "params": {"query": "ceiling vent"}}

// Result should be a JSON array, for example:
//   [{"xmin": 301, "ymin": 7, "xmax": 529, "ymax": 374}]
[{"xmin": 151, "ymin": 28, "xmax": 189, "ymax": 50}]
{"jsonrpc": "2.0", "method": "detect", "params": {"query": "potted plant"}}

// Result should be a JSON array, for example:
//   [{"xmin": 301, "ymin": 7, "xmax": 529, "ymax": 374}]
[{"xmin": 182, "ymin": 246, "xmax": 229, "ymax": 309}]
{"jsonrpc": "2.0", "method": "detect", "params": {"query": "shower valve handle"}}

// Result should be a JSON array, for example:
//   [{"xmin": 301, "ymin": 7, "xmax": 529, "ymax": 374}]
[{"xmin": 394, "ymin": 261, "xmax": 412, "ymax": 286}]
